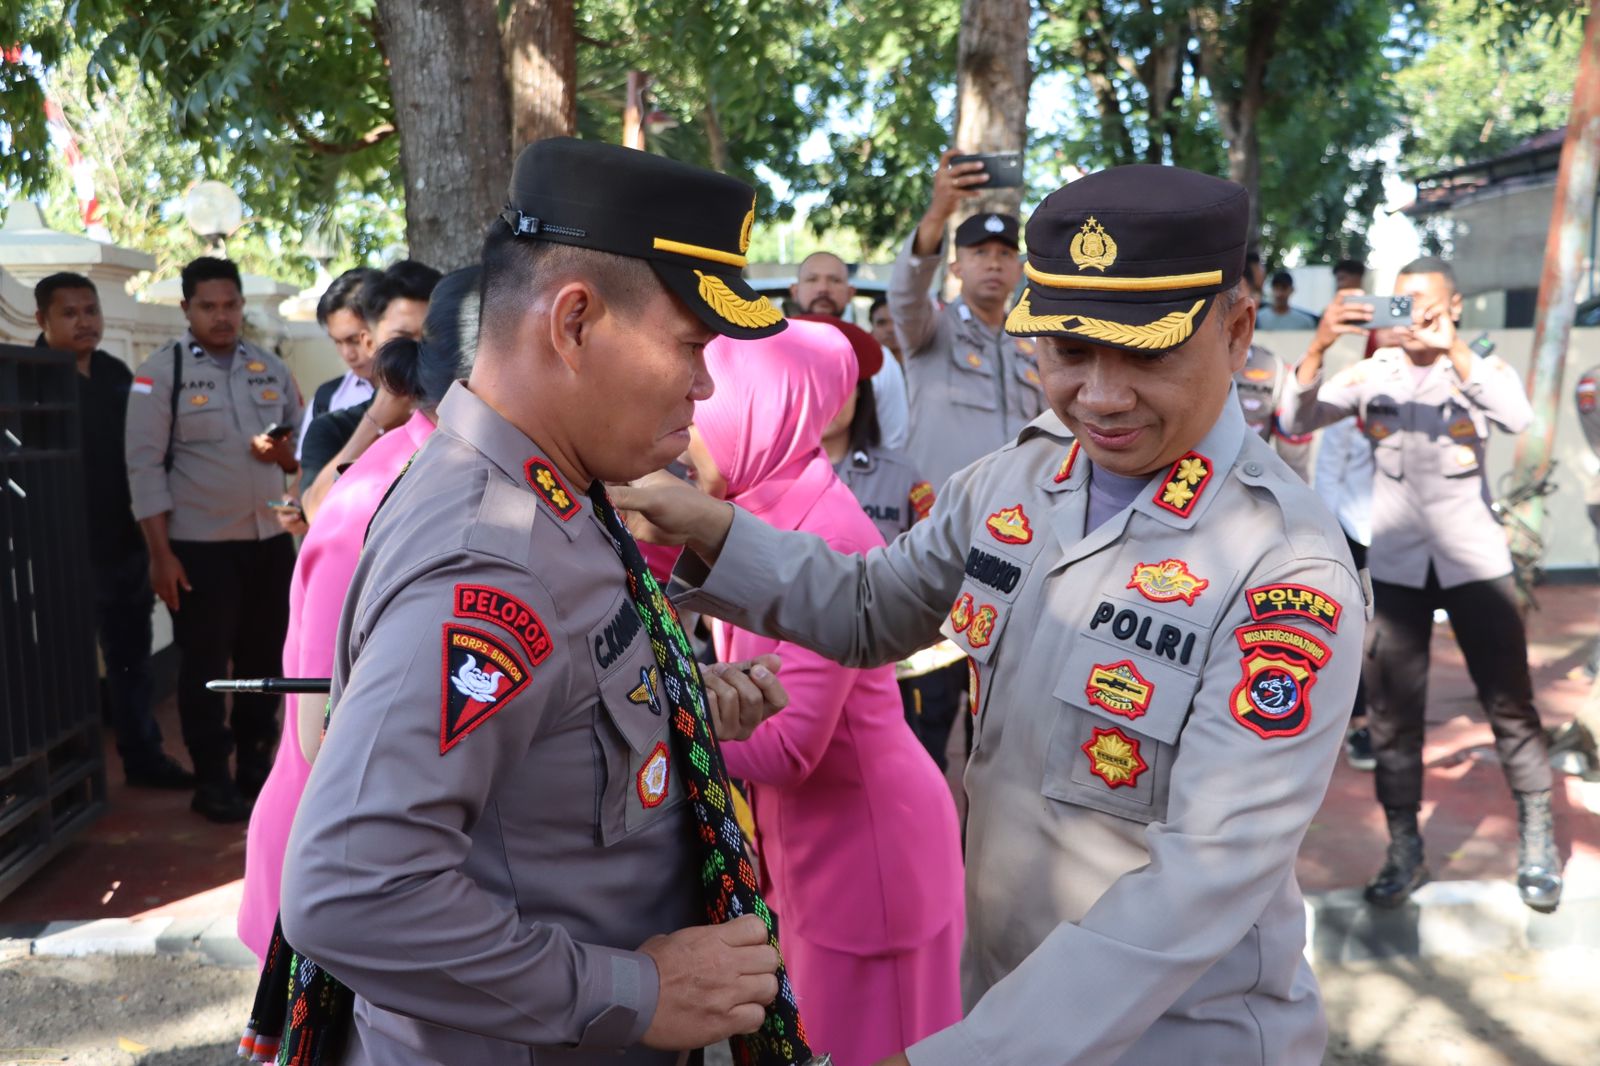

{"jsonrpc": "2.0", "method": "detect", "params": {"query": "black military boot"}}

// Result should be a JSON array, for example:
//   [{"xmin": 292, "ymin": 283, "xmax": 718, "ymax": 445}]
[
  {"xmin": 1515, "ymin": 790, "xmax": 1562, "ymax": 913},
  {"xmin": 1364, "ymin": 806, "xmax": 1429, "ymax": 908}
]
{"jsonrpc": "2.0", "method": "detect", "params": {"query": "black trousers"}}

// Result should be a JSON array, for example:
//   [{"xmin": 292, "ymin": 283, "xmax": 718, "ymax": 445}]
[
  {"xmin": 92, "ymin": 546, "xmax": 164, "ymax": 773},
  {"xmin": 1366, "ymin": 567, "xmax": 1551, "ymax": 809},
  {"xmin": 169, "ymin": 535, "xmax": 296, "ymax": 784},
  {"xmin": 1345, "ymin": 536, "xmax": 1368, "ymax": 723},
  {"xmin": 899, "ymin": 660, "xmax": 968, "ymax": 771}
]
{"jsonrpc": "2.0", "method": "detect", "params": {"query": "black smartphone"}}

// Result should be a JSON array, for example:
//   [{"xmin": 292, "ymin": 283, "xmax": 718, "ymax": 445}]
[
  {"xmin": 1468, "ymin": 332, "xmax": 1496, "ymax": 359},
  {"xmin": 951, "ymin": 151, "xmax": 1024, "ymax": 189},
  {"xmin": 263, "ymin": 422, "xmax": 294, "ymax": 441},
  {"xmin": 1347, "ymin": 294, "xmax": 1414, "ymax": 330}
]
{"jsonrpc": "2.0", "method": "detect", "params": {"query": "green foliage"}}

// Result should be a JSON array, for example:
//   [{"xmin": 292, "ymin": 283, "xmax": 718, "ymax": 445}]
[{"xmin": 1398, "ymin": 0, "xmax": 1586, "ymax": 174}]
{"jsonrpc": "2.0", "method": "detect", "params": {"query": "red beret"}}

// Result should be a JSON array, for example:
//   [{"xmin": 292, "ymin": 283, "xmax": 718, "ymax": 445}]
[{"xmin": 791, "ymin": 313, "xmax": 883, "ymax": 380}]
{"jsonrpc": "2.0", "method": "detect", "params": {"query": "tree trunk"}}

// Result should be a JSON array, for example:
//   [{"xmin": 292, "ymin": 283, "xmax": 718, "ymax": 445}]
[
  {"xmin": 702, "ymin": 102, "xmax": 729, "ymax": 172},
  {"xmin": 502, "ymin": 0, "xmax": 576, "ymax": 148},
  {"xmin": 954, "ymin": 0, "xmax": 1033, "ymax": 218},
  {"xmin": 1196, "ymin": 0, "xmax": 1285, "ymax": 244},
  {"xmin": 375, "ymin": 0, "xmax": 514, "ymax": 269}
]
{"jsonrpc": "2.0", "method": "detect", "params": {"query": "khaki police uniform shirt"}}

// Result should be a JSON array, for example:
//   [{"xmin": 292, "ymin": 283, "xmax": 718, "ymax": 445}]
[
  {"xmin": 834, "ymin": 444, "xmax": 934, "ymax": 544},
  {"xmin": 280, "ymin": 383, "xmax": 697, "ymax": 1066},
  {"xmin": 678, "ymin": 398, "xmax": 1364, "ymax": 1065},
  {"xmin": 888, "ymin": 233, "xmax": 1046, "ymax": 489},
  {"xmin": 1280, "ymin": 346, "xmax": 1531, "ymax": 589},
  {"xmin": 1235, "ymin": 343, "xmax": 1311, "ymax": 481},
  {"xmin": 125, "ymin": 331, "xmax": 304, "ymax": 541}
]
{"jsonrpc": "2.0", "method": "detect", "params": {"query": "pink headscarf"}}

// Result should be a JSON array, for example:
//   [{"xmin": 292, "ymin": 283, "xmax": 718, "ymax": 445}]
[{"xmin": 695, "ymin": 318, "xmax": 857, "ymax": 532}]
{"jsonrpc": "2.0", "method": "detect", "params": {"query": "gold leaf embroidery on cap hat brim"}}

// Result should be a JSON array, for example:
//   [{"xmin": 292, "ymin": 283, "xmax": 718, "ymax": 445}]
[
  {"xmin": 695, "ymin": 271, "xmax": 783, "ymax": 329},
  {"xmin": 1024, "ymin": 262, "xmax": 1223, "ymax": 292},
  {"xmin": 1006, "ymin": 289, "xmax": 1204, "ymax": 351}
]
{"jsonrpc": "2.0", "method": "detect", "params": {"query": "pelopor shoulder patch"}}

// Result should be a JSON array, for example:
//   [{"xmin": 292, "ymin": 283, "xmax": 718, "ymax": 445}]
[
  {"xmin": 1245, "ymin": 582, "xmax": 1342, "ymax": 632},
  {"xmin": 440, "ymin": 624, "xmax": 531, "ymax": 754},
  {"xmin": 454, "ymin": 584, "xmax": 554, "ymax": 665}
]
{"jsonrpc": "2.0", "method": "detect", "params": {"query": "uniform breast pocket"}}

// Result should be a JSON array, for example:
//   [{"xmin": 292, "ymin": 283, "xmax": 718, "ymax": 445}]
[
  {"xmin": 175, "ymin": 405, "xmax": 226, "ymax": 443},
  {"xmin": 250, "ymin": 382, "xmax": 288, "ymax": 417},
  {"xmin": 1373, "ymin": 436, "xmax": 1403, "ymax": 479},
  {"xmin": 1040, "ymin": 641, "xmax": 1198, "ymax": 824},
  {"xmin": 594, "ymin": 649, "xmax": 682, "ymax": 846},
  {"xmin": 949, "ymin": 347, "xmax": 998, "ymax": 410},
  {"xmin": 1440, "ymin": 438, "xmax": 1481, "ymax": 478},
  {"xmin": 1013, "ymin": 359, "xmax": 1045, "ymax": 419}
]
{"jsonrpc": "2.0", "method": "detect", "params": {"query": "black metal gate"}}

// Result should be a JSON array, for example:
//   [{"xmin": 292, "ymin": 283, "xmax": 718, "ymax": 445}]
[{"xmin": 0, "ymin": 342, "xmax": 106, "ymax": 904}]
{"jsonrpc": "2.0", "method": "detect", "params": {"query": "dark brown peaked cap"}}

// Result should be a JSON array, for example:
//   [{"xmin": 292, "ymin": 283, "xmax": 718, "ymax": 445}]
[
  {"xmin": 500, "ymin": 137, "xmax": 785, "ymax": 340},
  {"xmin": 1007, "ymin": 164, "xmax": 1248, "ymax": 353}
]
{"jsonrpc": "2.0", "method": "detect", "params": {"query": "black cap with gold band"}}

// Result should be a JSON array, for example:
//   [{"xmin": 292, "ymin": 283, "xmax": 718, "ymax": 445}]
[
  {"xmin": 1005, "ymin": 164, "xmax": 1248, "ymax": 353},
  {"xmin": 500, "ymin": 137, "xmax": 785, "ymax": 340}
]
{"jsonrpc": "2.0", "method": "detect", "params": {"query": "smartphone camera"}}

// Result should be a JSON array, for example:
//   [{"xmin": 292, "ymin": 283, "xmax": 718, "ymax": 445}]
[{"xmin": 1389, "ymin": 296, "xmax": 1413, "ymax": 320}]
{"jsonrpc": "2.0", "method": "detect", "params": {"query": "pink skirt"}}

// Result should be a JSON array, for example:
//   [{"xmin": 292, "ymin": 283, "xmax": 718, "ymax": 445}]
[{"xmin": 782, "ymin": 917, "xmax": 964, "ymax": 1066}]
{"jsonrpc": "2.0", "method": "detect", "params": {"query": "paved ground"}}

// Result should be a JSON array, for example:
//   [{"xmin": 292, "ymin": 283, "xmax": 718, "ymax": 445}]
[{"xmin": 3, "ymin": 947, "xmax": 1597, "ymax": 1066}]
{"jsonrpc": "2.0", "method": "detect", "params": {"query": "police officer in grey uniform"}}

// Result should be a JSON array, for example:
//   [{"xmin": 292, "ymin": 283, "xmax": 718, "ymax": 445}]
[
  {"xmin": 1281, "ymin": 256, "xmax": 1562, "ymax": 913},
  {"xmin": 889, "ymin": 149, "xmax": 1045, "ymax": 490},
  {"xmin": 126, "ymin": 256, "xmax": 303, "ymax": 822},
  {"xmin": 620, "ymin": 164, "xmax": 1365, "ymax": 1066},
  {"xmin": 1235, "ymin": 343, "xmax": 1312, "ymax": 481},
  {"xmin": 280, "ymin": 139, "xmax": 790, "ymax": 1065}
]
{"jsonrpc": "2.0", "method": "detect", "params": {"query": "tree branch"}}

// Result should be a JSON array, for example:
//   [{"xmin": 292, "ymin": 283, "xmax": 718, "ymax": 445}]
[{"xmin": 291, "ymin": 115, "xmax": 396, "ymax": 155}]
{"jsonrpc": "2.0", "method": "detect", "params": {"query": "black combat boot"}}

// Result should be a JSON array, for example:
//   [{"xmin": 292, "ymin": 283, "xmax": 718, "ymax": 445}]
[
  {"xmin": 1364, "ymin": 806, "xmax": 1429, "ymax": 908},
  {"xmin": 1515, "ymin": 789, "xmax": 1562, "ymax": 913}
]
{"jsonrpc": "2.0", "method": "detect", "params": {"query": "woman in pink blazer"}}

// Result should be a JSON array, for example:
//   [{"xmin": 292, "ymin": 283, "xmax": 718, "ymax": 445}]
[
  {"xmin": 237, "ymin": 268, "xmax": 477, "ymax": 963},
  {"xmin": 681, "ymin": 319, "xmax": 964, "ymax": 1066}
]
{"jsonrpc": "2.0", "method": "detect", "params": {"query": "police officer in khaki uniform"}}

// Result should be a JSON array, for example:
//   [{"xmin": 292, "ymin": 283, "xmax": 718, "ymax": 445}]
[
  {"xmin": 619, "ymin": 164, "xmax": 1365, "ymax": 1065},
  {"xmin": 1281, "ymin": 257, "xmax": 1562, "ymax": 913},
  {"xmin": 889, "ymin": 149, "xmax": 1045, "ymax": 490},
  {"xmin": 1235, "ymin": 343, "xmax": 1312, "ymax": 481},
  {"xmin": 280, "ymin": 139, "xmax": 790, "ymax": 1066},
  {"xmin": 126, "ymin": 256, "xmax": 303, "ymax": 822}
]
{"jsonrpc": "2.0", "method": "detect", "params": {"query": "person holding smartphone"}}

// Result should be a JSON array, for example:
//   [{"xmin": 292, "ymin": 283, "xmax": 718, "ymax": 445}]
[
  {"xmin": 1282, "ymin": 257, "xmax": 1563, "ymax": 914},
  {"xmin": 124, "ymin": 256, "xmax": 304, "ymax": 823},
  {"xmin": 888, "ymin": 147, "xmax": 1044, "ymax": 494}
]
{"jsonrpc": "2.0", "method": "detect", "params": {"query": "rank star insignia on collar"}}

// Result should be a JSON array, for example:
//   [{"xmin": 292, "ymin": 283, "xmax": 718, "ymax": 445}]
[
  {"xmin": 1152, "ymin": 451, "xmax": 1212, "ymax": 518},
  {"xmin": 986, "ymin": 504, "xmax": 1033, "ymax": 544},
  {"xmin": 1085, "ymin": 660, "xmax": 1153, "ymax": 720},
  {"xmin": 1127, "ymin": 558, "xmax": 1208, "ymax": 606},
  {"xmin": 1054, "ymin": 441, "xmax": 1081, "ymax": 484},
  {"xmin": 1081, "ymin": 726, "xmax": 1147, "ymax": 788},
  {"xmin": 524, "ymin": 458, "xmax": 579, "ymax": 521}
]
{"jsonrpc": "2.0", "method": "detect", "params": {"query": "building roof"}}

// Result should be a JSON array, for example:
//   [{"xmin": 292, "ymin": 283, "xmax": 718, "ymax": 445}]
[{"xmin": 1402, "ymin": 127, "xmax": 1567, "ymax": 218}]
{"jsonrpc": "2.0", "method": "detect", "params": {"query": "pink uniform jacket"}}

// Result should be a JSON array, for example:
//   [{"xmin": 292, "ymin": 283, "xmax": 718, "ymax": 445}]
[{"xmin": 238, "ymin": 410, "xmax": 435, "ymax": 961}]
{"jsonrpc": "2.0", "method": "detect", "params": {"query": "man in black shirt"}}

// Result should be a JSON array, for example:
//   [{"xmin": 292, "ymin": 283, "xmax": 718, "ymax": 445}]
[{"xmin": 35, "ymin": 272, "xmax": 193, "ymax": 789}]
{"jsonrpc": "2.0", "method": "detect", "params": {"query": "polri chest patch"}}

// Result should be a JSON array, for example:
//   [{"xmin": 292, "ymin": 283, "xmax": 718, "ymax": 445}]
[{"xmin": 441, "ymin": 624, "xmax": 531, "ymax": 754}]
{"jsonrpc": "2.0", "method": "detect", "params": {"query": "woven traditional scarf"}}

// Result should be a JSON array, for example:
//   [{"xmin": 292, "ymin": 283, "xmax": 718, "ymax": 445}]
[{"xmin": 587, "ymin": 483, "xmax": 815, "ymax": 1066}]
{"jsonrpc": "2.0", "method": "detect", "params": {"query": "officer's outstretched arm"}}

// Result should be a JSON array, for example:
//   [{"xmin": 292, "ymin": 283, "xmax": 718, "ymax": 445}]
[
  {"xmin": 618, "ymin": 469, "xmax": 979, "ymax": 669},
  {"xmin": 909, "ymin": 555, "xmax": 1365, "ymax": 1066},
  {"xmin": 281, "ymin": 558, "xmax": 659, "ymax": 1051}
]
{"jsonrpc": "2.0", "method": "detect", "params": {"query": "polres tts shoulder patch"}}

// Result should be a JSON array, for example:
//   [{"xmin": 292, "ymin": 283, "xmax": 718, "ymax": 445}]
[
  {"xmin": 1245, "ymin": 583, "xmax": 1342, "ymax": 633},
  {"xmin": 441, "ymin": 624, "xmax": 531, "ymax": 754}
]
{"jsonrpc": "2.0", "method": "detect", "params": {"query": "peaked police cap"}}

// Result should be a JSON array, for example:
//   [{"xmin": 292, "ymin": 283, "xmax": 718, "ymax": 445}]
[
  {"xmin": 1007, "ymin": 165, "xmax": 1248, "ymax": 353},
  {"xmin": 500, "ymin": 138, "xmax": 785, "ymax": 340}
]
